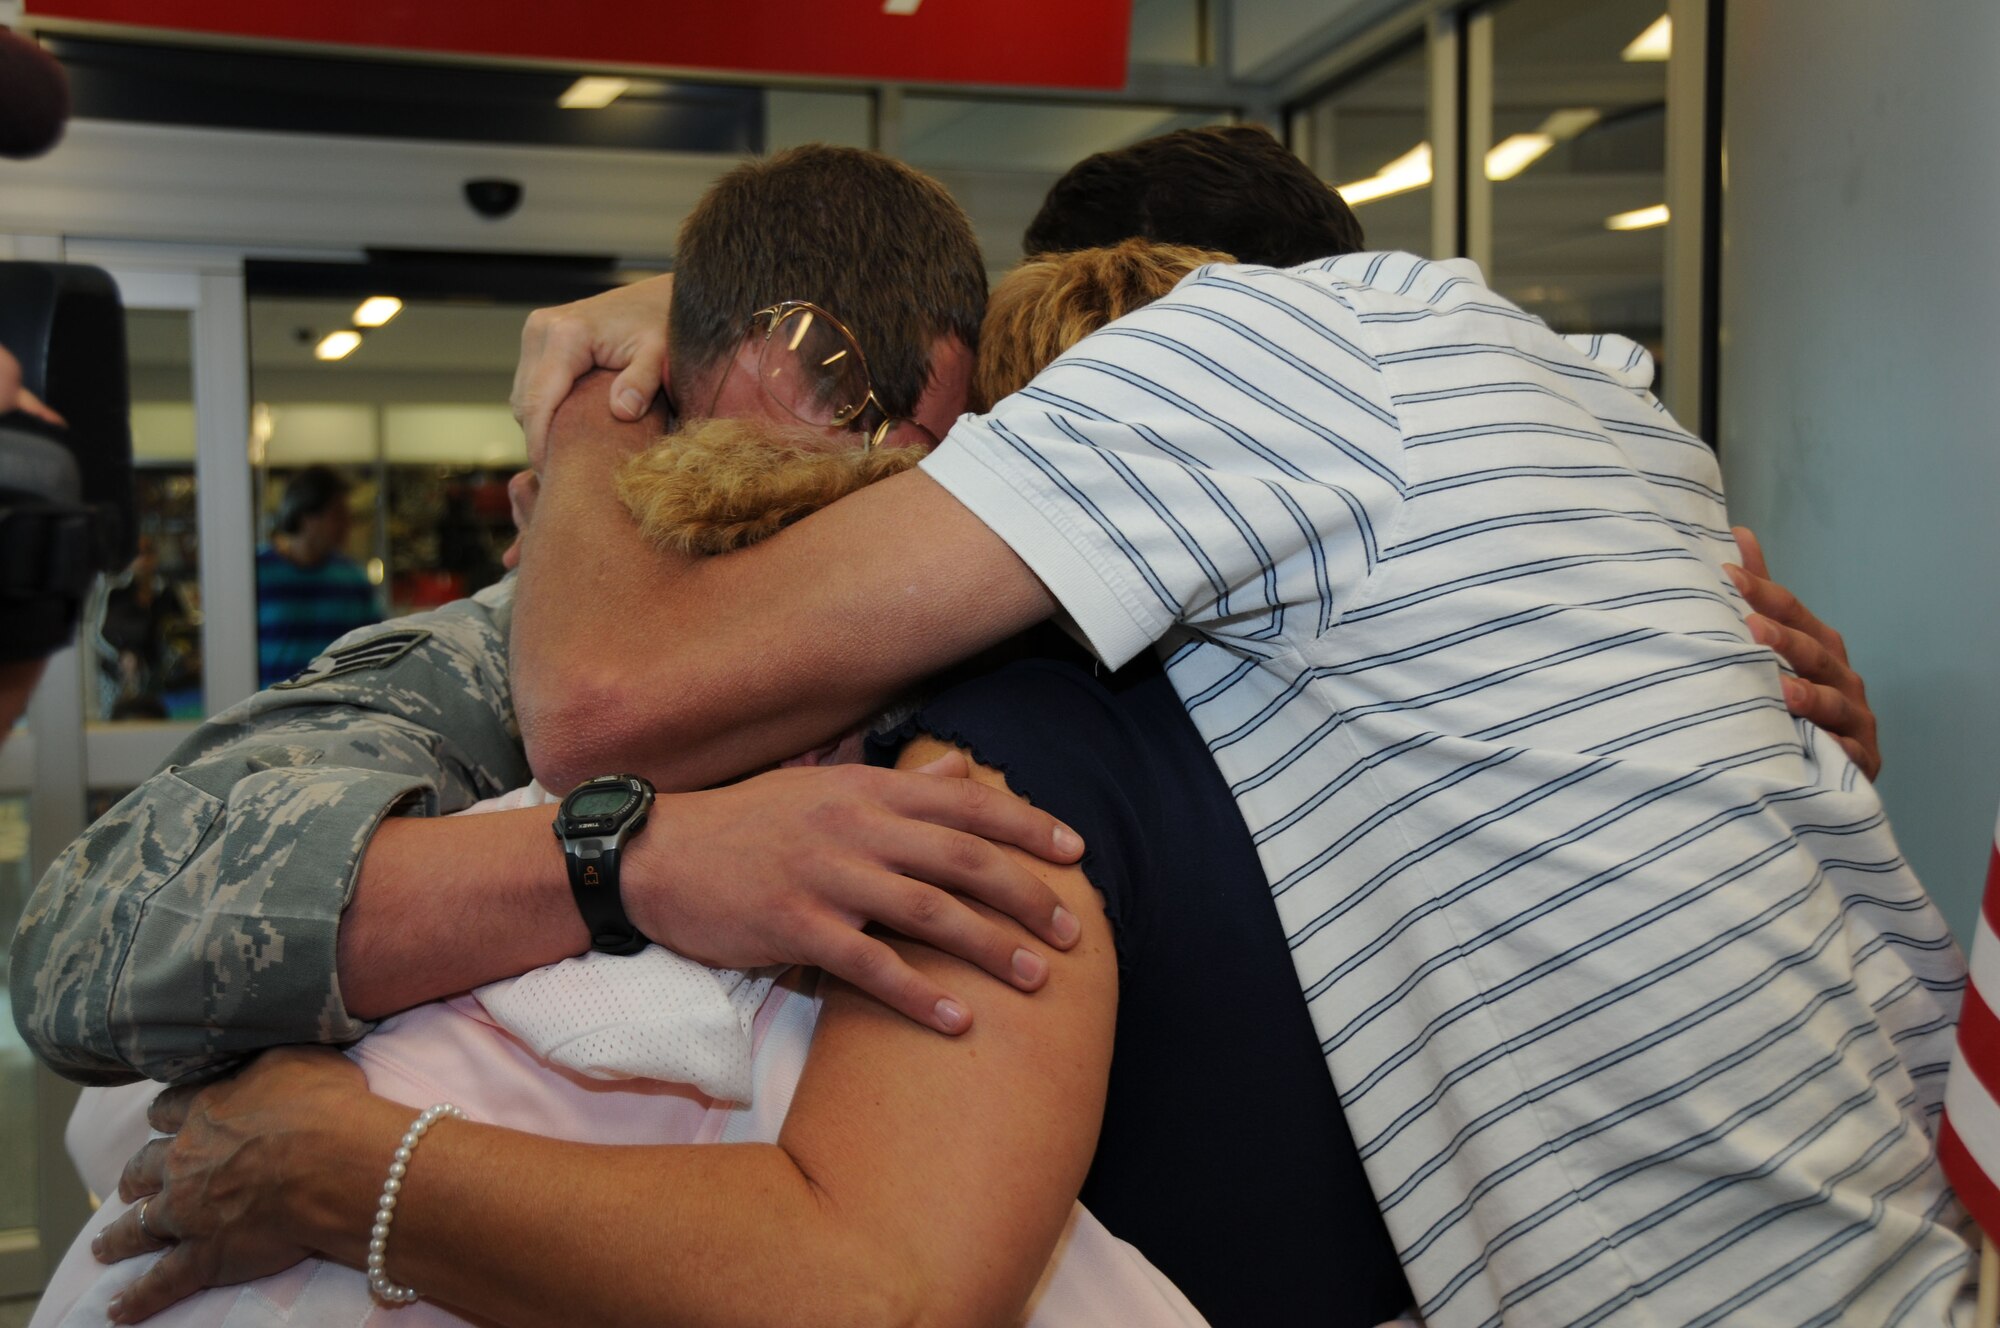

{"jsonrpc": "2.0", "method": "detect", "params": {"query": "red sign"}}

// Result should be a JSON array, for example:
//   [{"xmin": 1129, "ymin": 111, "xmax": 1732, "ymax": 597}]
[{"xmin": 23, "ymin": 0, "xmax": 1135, "ymax": 91}]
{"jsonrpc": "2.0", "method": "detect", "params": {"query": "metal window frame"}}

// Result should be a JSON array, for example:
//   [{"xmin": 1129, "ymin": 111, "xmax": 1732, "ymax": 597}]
[{"xmin": 1279, "ymin": 0, "xmax": 1719, "ymax": 431}]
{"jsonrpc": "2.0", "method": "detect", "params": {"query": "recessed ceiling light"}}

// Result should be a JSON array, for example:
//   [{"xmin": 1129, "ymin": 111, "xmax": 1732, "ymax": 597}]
[
  {"xmin": 315, "ymin": 330, "xmax": 362, "ymax": 361},
  {"xmin": 559, "ymin": 76, "xmax": 631, "ymax": 109},
  {"xmin": 353, "ymin": 296, "xmax": 402, "ymax": 327},
  {"xmin": 1606, "ymin": 204, "xmax": 1670, "ymax": 231},
  {"xmin": 1622, "ymin": 15, "xmax": 1671, "ymax": 62},
  {"xmin": 1338, "ymin": 143, "xmax": 1433, "ymax": 206},
  {"xmin": 883, "ymin": 0, "xmax": 923, "ymax": 12},
  {"xmin": 1486, "ymin": 133, "xmax": 1554, "ymax": 181}
]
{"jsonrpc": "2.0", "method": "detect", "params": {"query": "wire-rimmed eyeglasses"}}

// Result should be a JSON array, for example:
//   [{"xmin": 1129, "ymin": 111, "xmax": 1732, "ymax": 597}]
[{"xmin": 703, "ymin": 300, "xmax": 939, "ymax": 453}]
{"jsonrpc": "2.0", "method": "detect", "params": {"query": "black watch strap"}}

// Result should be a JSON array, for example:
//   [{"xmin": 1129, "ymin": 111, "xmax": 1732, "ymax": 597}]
[{"xmin": 563, "ymin": 842, "xmax": 647, "ymax": 955}]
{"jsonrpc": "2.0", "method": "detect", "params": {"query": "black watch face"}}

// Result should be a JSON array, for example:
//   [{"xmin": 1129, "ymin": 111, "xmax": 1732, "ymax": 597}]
[{"xmin": 569, "ymin": 787, "xmax": 636, "ymax": 820}]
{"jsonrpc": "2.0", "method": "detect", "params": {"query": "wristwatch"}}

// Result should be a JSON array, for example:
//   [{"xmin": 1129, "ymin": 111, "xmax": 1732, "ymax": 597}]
[{"xmin": 552, "ymin": 774, "xmax": 655, "ymax": 955}]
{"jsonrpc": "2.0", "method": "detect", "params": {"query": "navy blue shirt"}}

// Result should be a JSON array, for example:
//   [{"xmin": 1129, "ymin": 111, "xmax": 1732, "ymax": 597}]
[{"xmin": 871, "ymin": 641, "xmax": 1411, "ymax": 1327}]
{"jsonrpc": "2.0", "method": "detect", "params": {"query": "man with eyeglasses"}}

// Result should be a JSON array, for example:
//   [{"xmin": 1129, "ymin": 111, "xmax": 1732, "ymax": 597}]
[{"xmin": 12, "ymin": 147, "xmax": 1078, "ymax": 1108}]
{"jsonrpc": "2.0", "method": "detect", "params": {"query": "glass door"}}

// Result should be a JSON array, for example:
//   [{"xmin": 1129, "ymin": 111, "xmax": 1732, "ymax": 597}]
[{"xmin": 1, "ymin": 246, "xmax": 254, "ymax": 1294}]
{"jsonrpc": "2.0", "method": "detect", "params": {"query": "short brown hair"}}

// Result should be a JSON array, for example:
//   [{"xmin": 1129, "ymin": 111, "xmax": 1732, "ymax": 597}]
[
  {"xmin": 671, "ymin": 146, "xmax": 986, "ymax": 419},
  {"xmin": 972, "ymin": 238, "xmax": 1231, "ymax": 410}
]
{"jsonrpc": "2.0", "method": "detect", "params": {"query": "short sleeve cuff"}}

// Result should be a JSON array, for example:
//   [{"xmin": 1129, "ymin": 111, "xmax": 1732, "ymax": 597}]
[
  {"xmin": 922, "ymin": 427, "xmax": 1164, "ymax": 670},
  {"xmin": 117, "ymin": 765, "xmax": 435, "ymax": 1076}
]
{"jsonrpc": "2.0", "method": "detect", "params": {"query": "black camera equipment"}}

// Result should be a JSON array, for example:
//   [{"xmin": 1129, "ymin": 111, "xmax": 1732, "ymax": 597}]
[{"xmin": 0, "ymin": 262, "xmax": 137, "ymax": 663}]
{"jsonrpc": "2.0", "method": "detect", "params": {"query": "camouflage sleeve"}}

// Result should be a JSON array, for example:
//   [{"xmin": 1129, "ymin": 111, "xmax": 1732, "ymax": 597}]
[{"xmin": 8, "ymin": 579, "xmax": 531, "ymax": 1085}]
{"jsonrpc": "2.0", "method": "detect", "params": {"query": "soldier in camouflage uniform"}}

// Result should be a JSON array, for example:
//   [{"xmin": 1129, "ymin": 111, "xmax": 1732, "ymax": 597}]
[
  {"xmin": 12, "ymin": 585, "xmax": 527, "ymax": 1084},
  {"xmin": 9, "ymin": 145, "xmax": 1104, "ymax": 1090}
]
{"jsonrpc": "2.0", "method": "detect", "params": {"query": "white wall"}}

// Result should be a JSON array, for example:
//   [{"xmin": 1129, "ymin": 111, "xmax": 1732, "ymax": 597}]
[{"xmin": 1719, "ymin": 0, "xmax": 2000, "ymax": 939}]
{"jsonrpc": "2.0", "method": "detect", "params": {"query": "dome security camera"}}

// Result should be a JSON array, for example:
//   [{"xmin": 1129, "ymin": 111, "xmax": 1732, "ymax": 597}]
[{"xmin": 464, "ymin": 178, "xmax": 524, "ymax": 220}]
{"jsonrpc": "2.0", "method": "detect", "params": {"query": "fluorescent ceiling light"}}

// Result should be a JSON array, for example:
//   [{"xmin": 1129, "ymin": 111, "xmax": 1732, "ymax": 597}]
[
  {"xmin": 1623, "ymin": 15, "xmax": 1671, "ymax": 62},
  {"xmin": 558, "ymin": 76, "xmax": 631, "ymax": 109},
  {"xmin": 1606, "ymin": 204, "xmax": 1670, "ymax": 231},
  {"xmin": 1538, "ymin": 107, "xmax": 1601, "ymax": 140},
  {"xmin": 353, "ymin": 296, "xmax": 402, "ymax": 327},
  {"xmin": 883, "ymin": 0, "xmax": 924, "ymax": 12},
  {"xmin": 1485, "ymin": 133, "xmax": 1554, "ymax": 181},
  {"xmin": 1338, "ymin": 143, "xmax": 1433, "ymax": 206},
  {"xmin": 314, "ymin": 330, "xmax": 362, "ymax": 361}
]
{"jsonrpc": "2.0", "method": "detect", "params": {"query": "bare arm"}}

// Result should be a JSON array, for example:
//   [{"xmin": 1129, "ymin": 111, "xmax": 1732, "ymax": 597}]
[
  {"xmin": 106, "ymin": 739, "xmax": 1120, "ymax": 1328},
  {"xmin": 512, "ymin": 374, "xmax": 1054, "ymax": 795},
  {"xmin": 342, "ymin": 751, "xmax": 1089, "ymax": 1033}
]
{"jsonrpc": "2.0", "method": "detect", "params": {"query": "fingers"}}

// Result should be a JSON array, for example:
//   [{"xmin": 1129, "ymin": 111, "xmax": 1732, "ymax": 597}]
[
  {"xmin": 148, "ymin": 1082, "xmax": 203, "ymax": 1135},
  {"xmin": 118, "ymin": 1137, "xmax": 172, "ymax": 1203},
  {"xmin": 1780, "ymin": 676, "xmax": 1881, "ymax": 780},
  {"xmin": 608, "ymin": 355, "xmax": 665, "ymax": 422},
  {"xmin": 872, "ymin": 813, "xmax": 1080, "ymax": 953},
  {"xmin": 850, "ymin": 856, "xmax": 1058, "ymax": 992},
  {"xmin": 0, "ymin": 344, "xmax": 65, "ymax": 424},
  {"xmin": 13, "ymin": 384, "xmax": 64, "ymax": 425},
  {"xmin": 1731, "ymin": 525, "xmax": 1771, "ymax": 580},
  {"xmin": 800, "ymin": 916, "xmax": 973, "ymax": 1035},
  {"xmin": 108, "ymin": 1241, "xmax": 207, "ymax": 1323},
  {"xmin": 1727, "ymin": 558, "xmax": 1881, "ymax": 778},
  {"xmin": 1726, "ymin": 557, "xmax": 1850, "ymax": 669},
  {"xmin": 874, "ymin": 764, "xmax": 1085, "ymax": 868},
  {"xmin": 511, "ymin": 309, "xmax": 595, "ymax": 467},
  {"xmin": 1745, "ymin": 612, "xmax": 1857, "ymax": 691},
  {"xmin": 1780, "ymin": 675, "xmax": 1860, "ymax": 739},
  {"xmin": 94, "ymin": 1193, "xmax": 173, "ymax": 1265}
]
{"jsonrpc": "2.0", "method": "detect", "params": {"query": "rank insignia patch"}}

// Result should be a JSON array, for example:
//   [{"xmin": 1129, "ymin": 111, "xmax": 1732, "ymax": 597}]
[{"xmin": 272, "ymin": 629, "xmax": 433, "ymax": 689}]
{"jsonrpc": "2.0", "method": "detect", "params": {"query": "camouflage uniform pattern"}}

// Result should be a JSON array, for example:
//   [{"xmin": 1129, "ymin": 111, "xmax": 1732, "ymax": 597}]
[{"xmin": 9, "ymin": 578, "xmax": 528, "ymax": 1085}]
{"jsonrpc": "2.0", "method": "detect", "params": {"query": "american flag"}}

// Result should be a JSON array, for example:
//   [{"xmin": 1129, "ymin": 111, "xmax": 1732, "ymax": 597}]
[{"xmin": 1940, "ymin": 806, "xmax": 2000, "ymax": 1246}]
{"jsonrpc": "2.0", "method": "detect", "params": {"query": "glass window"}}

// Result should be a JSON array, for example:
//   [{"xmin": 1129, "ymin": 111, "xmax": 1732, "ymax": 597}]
[
  {"xmin": 92, "ymin": 309, "xmax": 204, "ymax": 721},
  {"xmin": 0, "ymin": 796, "xmax": 35, "ymax": 1234},
  {"xmin": 1485, "ymin": 0, "xmax": 1670, "ymax": 378},
  {"xmin": 1292, "ymin": 39, "xmax": 1432, "ymax": 257},
  {"xmin": 898, "ymin": 97, "xmax": 1231, "ymax": 176},
  {"xmin": 765, "ymin": 89, "xmax": 873, "ymax": 151},
  {"xmin": 248, "ymin": 298, "xmax": 539, "ymax": 670},
  {"xmin": 1130, "ymin": 0, "xmax": 1207, "ymax": 66},
  {"xmin": 1232, "ymin": 0, "xmax": 1334, "ymax": 78}
]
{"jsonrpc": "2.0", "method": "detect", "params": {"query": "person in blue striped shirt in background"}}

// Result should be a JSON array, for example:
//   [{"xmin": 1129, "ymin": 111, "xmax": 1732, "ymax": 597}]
[
  {"xmin": 254, "ymin": 464, "xmax": 381, "ymax": 687},
  {"xmin": 501, "ymin": 127, "xmax": 1966, "ymax": 1325}
]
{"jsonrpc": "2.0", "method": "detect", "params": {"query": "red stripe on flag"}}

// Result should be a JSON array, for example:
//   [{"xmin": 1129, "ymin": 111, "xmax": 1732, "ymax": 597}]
[
  {"xmin": 1939, "ymin": 1113, "xmax": 2000, "ymax": 1243},
  {"xmin": 1953, "ymin": 983, "xmax": 2000, "ymax": 1104},
  {"xmin": 1979, "ymin": 843, "xmax": 2000, "ymax": 936}
]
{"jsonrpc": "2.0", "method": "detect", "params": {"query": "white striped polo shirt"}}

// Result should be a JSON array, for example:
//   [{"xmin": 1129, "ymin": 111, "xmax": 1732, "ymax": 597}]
[{"xmin": 923, "ymin": 252, "xmax": 1973, "ymax": 1327}]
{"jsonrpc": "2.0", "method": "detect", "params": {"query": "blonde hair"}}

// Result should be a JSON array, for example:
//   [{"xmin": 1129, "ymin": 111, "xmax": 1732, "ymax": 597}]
[
  {"xmin": 617, "ymin": 417, "xmax": 924, "ymax": 555},
  {"xmin": 971, "ymin": 238, "xmax": 1232, "ymax": 411}
]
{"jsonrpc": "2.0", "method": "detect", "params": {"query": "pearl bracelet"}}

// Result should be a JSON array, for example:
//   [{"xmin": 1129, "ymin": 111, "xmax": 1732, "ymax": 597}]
[{"xmin": 367, "ymin": 1102, "xmax": 464, "ymax": 1306}]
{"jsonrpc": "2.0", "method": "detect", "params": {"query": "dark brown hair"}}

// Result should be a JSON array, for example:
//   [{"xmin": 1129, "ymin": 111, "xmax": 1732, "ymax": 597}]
[
  {"xmin": 974, "ymin": 239, "xmax": 1232, "ymax": 411},
  {"xmin": 1024, "ymin": 125, "xmax": 1364, "ymax": 269},
  {"xmin": 671, "ymin": 146, "xmax": 987, "ymax": 419}
]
